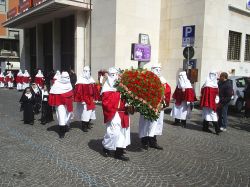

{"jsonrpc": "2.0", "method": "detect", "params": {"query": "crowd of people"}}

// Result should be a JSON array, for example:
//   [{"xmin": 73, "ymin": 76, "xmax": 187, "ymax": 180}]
[{"xmin": 0, "ymin": 65, "xmax": 249, "ymax": 161}]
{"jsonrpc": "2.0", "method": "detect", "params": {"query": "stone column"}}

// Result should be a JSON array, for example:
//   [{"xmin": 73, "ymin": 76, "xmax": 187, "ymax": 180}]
[
  {"xmin": 36, "ymin": 24, "xmax": 44, "ymax": 70},
  {"xmin": 53, "ymin": 19, "xmax": 61, "ymax": 71},
  {"xmin": 20, "ymin": 28, "xmax": 30, "ymax": 71},
  {"xmin": 74, "ymin": 10, "xmax": 86, "ymax": 78}
]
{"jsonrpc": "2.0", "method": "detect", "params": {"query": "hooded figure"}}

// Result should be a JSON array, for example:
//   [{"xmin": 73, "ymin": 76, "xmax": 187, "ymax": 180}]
[
  {"xmin": 40, "ymin": 85, "xmax": 53, "ymax": 125},
  {"xmin": 16, "ymin": 70, "xmax": 23, "ymax": 91},
  {"xmin": 138, "ymin": 63, "xmax": 171, "ymax": 150},
  {"xmin": 22, "ymin": 70, "xmax": 31, "ymax": 90},
  {"xmin": 0, "ymin": 72, "xmax": 5, "ymax": 88},
  {"xmin": 200, "ymin": 71, "xmax": 220, "ymax": 135},
  {"xmin": 31, "ymin": 83, "xmax": 42, "ymax": 114},
  {"xmin": 49, "ymin": 71, "xmax": 73, "ymax": 138},
  {"xmin": 170, "ymin": 71, "xmax": 196, "ymax": 127},
  {"xmin": 34, "ymin": 70, "xmax": 45, "ymax": 88},
  {"xmin": 5, "ymin": 71, "xmax": 14, "ymax": 89},
  {"xmin": 52, "ymin": 70, "xmax": 61, "ymax": 85},
  {"xmin": 101, "ymin": 67, "xmax": 130, "ymax": 161},
  {"xmin": 19, "ymin": 87, "xmax": 35, "ymax": 125},
  {"xmin": 74, "ymin": 66, "xmax": 99, "ymax": 132}
]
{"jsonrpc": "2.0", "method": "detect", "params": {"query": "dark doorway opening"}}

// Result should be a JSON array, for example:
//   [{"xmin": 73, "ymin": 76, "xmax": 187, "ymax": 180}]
[
  {"xmin": 43, "ymin": 22, "xmax": 53, "ymax": 78},
  {"xmin": 30, "ymin": 27, "xmax": 36, "ymax": 80},
  {"xmin": 61, "ymin": 15, "xmax": 75, "ymax": 73}
]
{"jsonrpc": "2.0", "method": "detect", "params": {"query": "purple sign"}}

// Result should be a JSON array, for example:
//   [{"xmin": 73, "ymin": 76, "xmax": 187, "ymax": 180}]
[{"xmin": 131, "ymin": 43, "xmax": 151, "ymax": 62}]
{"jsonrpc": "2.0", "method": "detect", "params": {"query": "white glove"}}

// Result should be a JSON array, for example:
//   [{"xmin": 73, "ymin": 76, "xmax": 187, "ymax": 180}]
[
  {"xmin": 187, "ymin": 102, "xmax": 190, "ymax": 105},
  {"xmin": 82, "ymin": 102, "xmax": 86, "ymax": 105},
  {"xmin": 215, "ymin": 96, "xmax": 219, "ymax": 104},
  {"xmin": 43, "ymin": 98, "xmax": 48, "ymax": 101}
]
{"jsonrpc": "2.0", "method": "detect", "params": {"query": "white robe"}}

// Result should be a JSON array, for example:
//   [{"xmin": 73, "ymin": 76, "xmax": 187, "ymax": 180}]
[
  {"xmin": 102, "ymin": 112, "xmax": 131, "ymax": 150},
  {"xmin": 17, "ymin": 83, "xmax": 23, "ymax": 90},
  {"xmin": 7, "ymin": 82, "xmax": 13, "ymax": 88},
  {"xmin": 74, "ymin": 102, "xmax": 96, "ymax": 122},
  {"xmin": 202, "ymin": 107, "xmax": 218, "ymax": 122},
  {"xmin": 55, "ymin": 105, "xmax": 72, "ymax": 126},
  {"xmin": 170, "ymin": 101, "xmax": 191, "ymax": 120},
  {"xmin": 139, "ymin": 110, "xmax": 164, "ymax": 138}
]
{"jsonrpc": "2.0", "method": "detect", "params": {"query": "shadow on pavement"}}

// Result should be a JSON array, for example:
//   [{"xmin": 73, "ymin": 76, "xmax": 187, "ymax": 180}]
[
  {"xmin": 88, "ymin": 139, "xmax": 104, "ymax": 156},
  {"xmin": 69, "ymin": 121, "xmax": 82, "ymax": 130},
  {"xmin": 88, "ymin": 133, "xmax": 143, "ymax": 156},
  {"xmin": 47, "ymin": 125, "xmax": 60, "ymax": 136},
  {"xmin": 127, "ymin": 133, "xmax": 143, "ymax": 152}
]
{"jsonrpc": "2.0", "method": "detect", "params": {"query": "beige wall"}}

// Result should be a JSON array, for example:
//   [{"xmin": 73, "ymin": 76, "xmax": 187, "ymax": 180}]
[
  {"xmin": 91, "ymin": 0, "xmax": 117, "ymax": 79},
  {"xmin": 115, "ymin": 0, "xmax": 161, "ymax": 70},
  {"xmin": 201, "ymin": 0, "xmax": 250, "ymax": 90},
  {"xmin": 159, "ymin": 0, "xmax": 206, "ymax": 93}
]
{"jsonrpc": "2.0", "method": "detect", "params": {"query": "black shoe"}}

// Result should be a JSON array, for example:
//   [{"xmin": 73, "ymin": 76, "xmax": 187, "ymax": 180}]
[
  {"xmin": 203, "ymin": 128, "xmax": 213, "ymax": 133},
  {"xmin": 82, "ymin": 122, "xmax": 88, "ymax": 132},
  {"xmin": 142, "ymin": 144, "xmax": 149, "ymax": 150},
  {"xmin": 103, "ymin": 148, "xmax": 112, "ymax": 157},
  {"xmin": 122, "ymin": 149, "xmax": 127, "ymax": 154},
  {"xmin": 65, "ymin": 126, "xmax": 70, "ymax": 132},
  {"xmin": 114, "ymin": 154, "xmax": 129, "ymax": 161},
  {"xmin": 150, "ymin": 144, "xmax": 163, "ymax": 150},
  {"xmin": 59, "ymin": 134, "xmax": 65, "ymax": 139}
]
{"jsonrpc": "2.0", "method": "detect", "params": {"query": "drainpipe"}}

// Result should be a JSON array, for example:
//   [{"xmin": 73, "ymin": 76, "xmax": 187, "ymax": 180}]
[{"xmin": 89, "ymin": 0, "xmax": 92, "ymax": 70}]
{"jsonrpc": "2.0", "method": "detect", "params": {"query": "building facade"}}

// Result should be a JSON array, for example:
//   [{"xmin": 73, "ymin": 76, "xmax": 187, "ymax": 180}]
[
  {"xmin": 3, "ymin": 0, "xmax": 250, "ymax": 92},
  {"xmin": 0, "ymin": 0, "xmax": 20, "ymax": 74}
]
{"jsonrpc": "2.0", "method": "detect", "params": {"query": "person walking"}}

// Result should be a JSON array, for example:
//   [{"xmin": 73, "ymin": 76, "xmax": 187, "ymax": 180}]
[
  {"xmin": 244, "ymin": 78, "xmax": 250, "ymax": 118},
  {"xmin": 0, "ymin": 72, "xmax": 5, "ymax": 88},
  {"xmin": 74, "ymin": 66, "xmax": 98, "ymax": 132},
  {"xmin": 34, "ymin": 69, "xmax": 45, "ymax": 89},
  {"xmin": 200, "ymin": 71, "xmax": 220, "ymax": 135},
  {"xmin": 101, "ymin": 67, "xmax": 130, "ymax": 161},
  {"xmin": 5, "ymin": 71, "xmax": 14, "ymax": 89},
  {"xmin": 217, "ymin": 72, "xmax": 233, "ymax": 132},
  {"xmin": 139, "ymin": 63, "xmax": 171, "ymax": 150},
  {"xmin": 49, "ymin": 71, "xmax": 73, "ymax": 138},
  {"xmin": 170, "ymin": 71, "xmax": 196, "ymax": 127},
  {"xmin": 22, "ymin": 70, "xmax": 31, "ymax": 90},
  {"xmin": 20, "ymin": 87, "xmax": 35, "ymax": 125},
  {"xmin": 16, "ymin": 70, "xmax": 23, "ymax": 91},
  {"xmin": 40, "ymin": 85, "xmax": 53, "ymax": 125},
  {"xmin": 69, "ymin": 69, "xmax": 77, "ymax": 89}
]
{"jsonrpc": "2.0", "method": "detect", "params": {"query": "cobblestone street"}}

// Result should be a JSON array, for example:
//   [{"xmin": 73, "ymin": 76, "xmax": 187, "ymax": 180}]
[{"xmin": 0, "ymin": 88, "xmax": 250, "ymax": 187}]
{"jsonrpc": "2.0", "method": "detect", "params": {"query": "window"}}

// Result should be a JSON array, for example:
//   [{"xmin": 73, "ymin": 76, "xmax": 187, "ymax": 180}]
[
  {"xmin": 244, "ymin": 34, "xmax": 250, "ymax": 61},
  {"xmin": 0, "ymin": 0, "xmax": 6, "ymax": 12},
  {"xmin": 236, "ymin": 78, "xmax": 246, "ymax": 88},
  {"xmin": 227, "ymin": 31, "xmax": 242, "ymax": 61},
  {"xmin": 8, "ymin": 30, "xmax": 19, "ymax": 39}
]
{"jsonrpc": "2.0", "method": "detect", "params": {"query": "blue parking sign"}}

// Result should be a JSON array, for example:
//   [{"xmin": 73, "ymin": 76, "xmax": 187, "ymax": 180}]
[{"xmin": 182, "ymin": 25, "xmax": 195, "ymax": 47}]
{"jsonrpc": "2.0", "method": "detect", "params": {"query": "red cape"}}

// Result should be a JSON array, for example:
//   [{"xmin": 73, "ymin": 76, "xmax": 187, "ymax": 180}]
[
  {"xmin": 34, "ymin": 77, "xmax": 44, "ymax": 87},
  {"xmin": 164, "ymin": 83, "xmax": 171, "ymax": 106},
  {"xmin": 200, "ymin": 87, "xmax": 218, "ymax": 111},
  {"xmin": 23, "ymin": 77, "xmax": 31, "ymax": 83},
  {"xmin": 102, "ymin": 91, "xmax": 129, "ymax": 128},
  {"xmin": 74, "ymin": 83, "xmax": 99, "ymax": 110},
  {"xmin": 49, "ymin": 90, "xmax": 74, "ymax": 112},
  {"xmin": 5, "ymin": 76, "xmax": 14, "ymax": 83},
  {"xmin": 0, "ymin": 77, "xmax": 4, "ymax": 82},
  {"xmin": 16, "ymin": 76, "xmax": 23, "ymax": 83},
  {"xmin": 172, "ymin": 87, "xmax": 197, "ymax": 106}
]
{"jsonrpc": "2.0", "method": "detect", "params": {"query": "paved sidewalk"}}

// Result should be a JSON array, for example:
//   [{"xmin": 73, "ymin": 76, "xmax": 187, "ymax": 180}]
[{"xmin": 0, "ymin": 88, "xmax": 250, "ymax": 187}]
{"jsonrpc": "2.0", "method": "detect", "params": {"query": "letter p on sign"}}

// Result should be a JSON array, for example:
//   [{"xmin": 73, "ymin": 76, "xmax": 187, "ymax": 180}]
[{"xmin": 183, "ymin": 25, "xmax": 195, "ymax": 38}]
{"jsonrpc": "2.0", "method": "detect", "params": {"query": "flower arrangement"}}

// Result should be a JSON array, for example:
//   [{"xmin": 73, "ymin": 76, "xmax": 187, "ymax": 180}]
[{"xmin": 116, "ymin": 68, "xmax": 164, "ymax": 121}]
